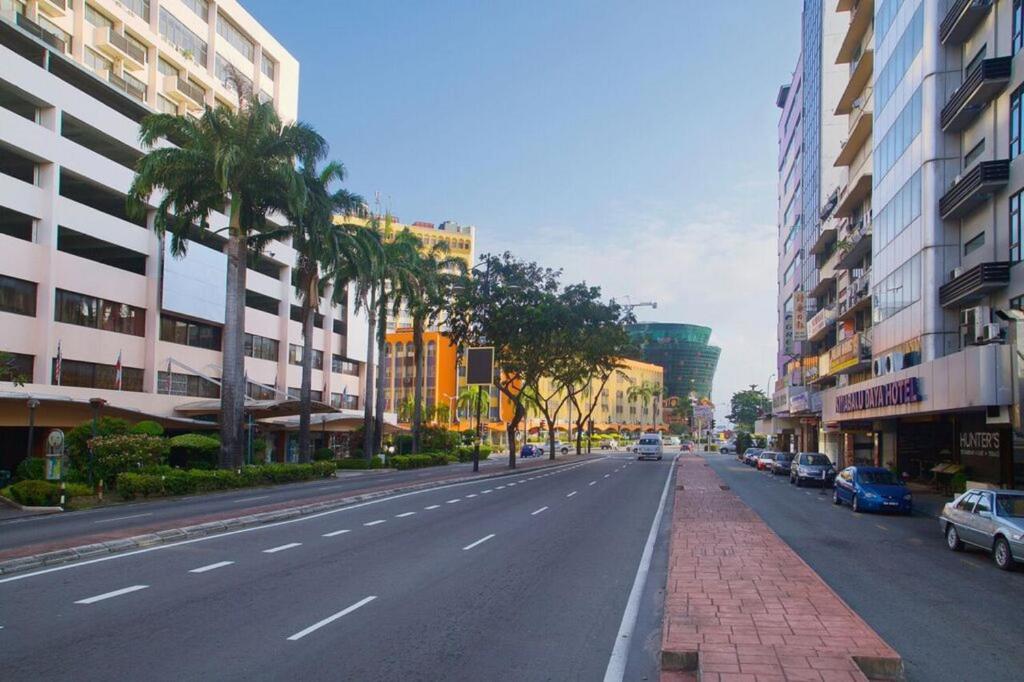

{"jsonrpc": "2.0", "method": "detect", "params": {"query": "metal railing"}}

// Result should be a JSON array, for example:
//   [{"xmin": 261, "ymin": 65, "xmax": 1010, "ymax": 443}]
[
  {"xmin": 106, "ymin": 29, "xmax": 146, "ymax": 65},
  {"xmin": 15, "ymin": 11, "xmax": 67, "ymax": 53}
]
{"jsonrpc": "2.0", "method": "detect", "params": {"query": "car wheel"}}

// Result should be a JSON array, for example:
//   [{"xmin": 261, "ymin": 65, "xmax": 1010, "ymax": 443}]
[
  {"xmin": 832, "ymin": 489, "xmax": 841, "ymax": 506},
  {"xmin": 994, "ymin": 537, "xmax": 1015, "ymax": 571},
  {"xmin": 946, "ymin": 524, "xmax": 963, "ymax": 551},
  {"xmin": 852, "ymin": 494, "xmax": 861, "ymax": 513}
]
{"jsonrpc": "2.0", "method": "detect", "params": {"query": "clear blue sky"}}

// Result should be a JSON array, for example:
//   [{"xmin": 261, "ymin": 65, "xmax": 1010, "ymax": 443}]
[{"xmin": 245, "ymin": 0, "xmax": 803, "ymax": 421}]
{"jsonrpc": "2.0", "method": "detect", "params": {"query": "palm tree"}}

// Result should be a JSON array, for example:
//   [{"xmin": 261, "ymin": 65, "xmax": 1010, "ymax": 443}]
[
  {"xmin": 407, "ymin": 245, "xmax": 467, "ymax": 453},
  {"xmin": 285, "ymin": 159, "xmax": 369, "ymax": 463},
  {"xmin": 397, "ymin": 395, "xmax": 418, "ymax": 423},
  {"xmin": 128, "ymin": 99, "xmax": 325, "ymax": 468},
  {"xmin": 627, "ymin": 381, "xmax": 659, "ymax": 432},
  {"xmin": 433, "ymin": 402, "xmax": 451, "ymax": 425},
  {"xmin": 457, "ymin": 386, "xmax": 490, "ymax": 441}
]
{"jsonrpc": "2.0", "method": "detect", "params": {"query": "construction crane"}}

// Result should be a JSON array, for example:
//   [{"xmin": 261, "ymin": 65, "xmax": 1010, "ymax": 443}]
[{"xmin": 620, "ymin": 297, "xmax": 657, "ymax": 313}]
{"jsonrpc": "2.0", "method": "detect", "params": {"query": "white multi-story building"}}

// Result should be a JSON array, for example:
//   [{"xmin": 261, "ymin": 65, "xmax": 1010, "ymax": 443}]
[{"xmin": 0, "ymin": 0, "xmax": 370, "ymax": 467}]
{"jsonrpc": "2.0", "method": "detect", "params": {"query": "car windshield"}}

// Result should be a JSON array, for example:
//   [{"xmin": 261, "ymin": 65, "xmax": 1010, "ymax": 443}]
[
  {"xmin": 858, "ymin": 470, "xmax": 898, "ymax": 485},
  {"xmin": 776, "ymin": 453, "xmax": 793, "ymax": 462},
  {"xmin": 995, "ymin": 495, "xmax": 1024, "ymax": 518},
  {"xmin": 802, "ymin": 454, "xmax": 830, "ymax": 466},
  {"xmin": 639, "ymin": 438, "xmax": 659, "ymax": 445}
]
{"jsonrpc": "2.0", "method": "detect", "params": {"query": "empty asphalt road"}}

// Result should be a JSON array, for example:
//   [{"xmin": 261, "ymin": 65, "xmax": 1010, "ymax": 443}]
[
  {"xmin": 705, "ymin": 453, "xmax": 1024, "ymax": 682},
  {"xmin": 1, "ymin": 454, "xmax": 676, "ymax": 681}
]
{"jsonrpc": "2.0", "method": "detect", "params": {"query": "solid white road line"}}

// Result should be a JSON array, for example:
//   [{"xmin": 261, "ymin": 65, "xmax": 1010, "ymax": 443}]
[
  {"xmin": 395, "ymin": 512, "xmax": 416, "ymax": 518},
  {"xmin": 322, "ymin": 530, "xmax": 351, "ymax": 537},
  {"xmin": 424, "ymin": 505, "xmax": 440, "ymax": 510},
  {"xmin": 189, "ymin": 561, "xmax": 234, "ymax": 573},
  {"xmin": 75, "ymin": 585, "xmax": 149, "ymax": 604},
  {"xmin": 92, "ymin": 513, "xmax": 152, "ymax": 524},
  {"xmin": 602, "ymin": 456, "xmax": 676, "ymax": 682},
  {"xmin": 263, "ymin": 543, "xmax": 302, "ymax": 553},
  {"xmin": 462, "ymin": 534, "xmax": 495, "ymax": 551},
  {"xmin": 466, "ymin": 494, "xmax": 478, "ymax": 498},
  {"xmin": 481, "ymin": 489, "xmax": 493, "ymax": 494},
  {"xmin": 234, "ymin": 495, "xmax": 270, "ymax": 503},
  {"xmin": 446, "ymin": 499, "xmax": 460, "ymax": 504},
  {"xmin": 531, "ymin": 506, "xmax": 548, "ymax": 515},
  {"xmin": 589, "ymin": 481, "xmax": 597, "ymax": 486},
  {"xmin": 287, "ymin": 596, "xmax": 377, "ymax": 641},
  {"xmin": 364, "ymin": 520, "xmax": 386, "ymax": 527},
  {"xmin": 567, "ymin": 491, "xmax": 577, "ymax": 498}
]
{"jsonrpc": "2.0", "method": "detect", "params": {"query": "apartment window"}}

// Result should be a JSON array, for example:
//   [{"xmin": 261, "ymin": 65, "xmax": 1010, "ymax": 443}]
[
  {"xmin": 245, "ymin": 290, "xmax": 279, "ymax": 316},
  {"xmin": 54, "ymin": 358, "xmax": 143, "ymax": 392},
  {"xmin": 122, "ymin": 0, "xmax": 150, "ymax": 22},
  {"xmin": 1011, "ymin": 190, "xmax": 1023, "ymax": 263},
  {"xmin": 875, "ymin": 0, "xmax": 906, "ymax": 45},
  {"xmin": 332, "ymin": 355, "xmax": 359, "ymax": 376},
  {"xmin": 84, "ymin": 4, "xmax": 114, "ymax": 29},
  {"xmin": 964, "ymin": 232, "xmax": 986, "ymax": 256},
  {"xmin": 260, "ymin": 51, "xmax": 275, "ymax": 80},
  {"xmin": 332, "ymin": 318, "xmax": 346, "ymax": 335},
  {"xmin": 331, "ymin": 393, "xmax": 359, "ymax": 410},
  {"xmin": 289, "ymin": 304, "xmax": 324, "ymax": 328},
  {"xmin": 1015, "ymin": 0, "xmax": 1024, "ymax": 55},
  {"xmin": 289, "ymin": 344, "xmax": 323, "ymax": 370},
  {"xmin": 85, "ymin": 48, "xmax": 112, "ymax": 75},
  {"xmin": 55, "ymin": 290, "xmax": 145, "ymax": 336},
  {"xmin": 216, "ymin": 13, "xmax": 254, "ymax": 61},
  {"xmin": 246, "ymin": 381, "xmax": 276, "ymax": 400},
  {"xmin": 783, "ymin": 258, "xmax": 797, "ymax": 285},
  {"xmin": 215, "ymin": 53, "xmax": 252, "ymax": 94},
  {"xmin": 2, "ymin": 352, "xmax": 34, "ymax": 382},
  {"xmin": 36, "ymin": 15, "xmax": 70, "ymax": 53},
  {"xmin": 159, "ymin": 8, "xmax": 208, "ymax": 65},
  {"xmin": 125, "ymin": 32, "xmax": 148, "ymax": 64},
  {"xmin": 783, "ymin": 224, "xmax": 798, "ymax": 254},
  {"xmin": 874, "ymin": 87, "xmax": 922, "ymax": 183},
  {"xmin": 181, "ymin": 0, "xmax": 209, "ymax": 20},
  {"xmin": 964, "ymin": 139, "xmax": 985, "ymax": 167},
  {"xmin": 287, "ymin": 387, "xmax": 323, "ymax": 401},
  {"xmin": 157, "ymin": 371, "xmax": 219, "ymax": 398},
  {"xmin": 1012, "ymin": 85, "xmax": 1024, "ymax": 159},
  {"xmin": 158, "ymin": 58, "xmax": 179, "ymax": 77},
  {"xmin": 160, "ymin": 313, "xmax": 222, "ymax": 350},
  {"xmin": 872, "ymin": 254, "xmax": 922, "ymax": 323},
  {"xmin": 157, "ymin": 95, "xmax": 178, "ymax": 114},
  {"xmin": 244, "ymin": 333, "xmax": 279, "ymax": 361},
  {"xmin": 1012, "ymin": 295, "xmax": 1024, "ymax": 311},
  {"xmin": 0, "ymin": 275, "xmax": 36, "ymax": 317},
  {"xmin": 875, "ymin": 4, "xmax": 924, "ymax": 116},
  {"xmin": 965, "ymin": 45, "xmax": 987, "ymax": 76}
]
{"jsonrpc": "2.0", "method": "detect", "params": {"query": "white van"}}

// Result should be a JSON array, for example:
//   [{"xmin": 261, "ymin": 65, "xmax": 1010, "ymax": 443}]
[{"xmin": 634, "ymin": 433, "xmax": 664, "ymax": 461}]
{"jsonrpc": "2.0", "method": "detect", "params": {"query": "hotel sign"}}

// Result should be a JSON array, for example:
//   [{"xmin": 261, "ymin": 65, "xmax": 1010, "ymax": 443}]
[{"xmin": 835, "ymin": 377, "xmax": 922, "ymax": 414}]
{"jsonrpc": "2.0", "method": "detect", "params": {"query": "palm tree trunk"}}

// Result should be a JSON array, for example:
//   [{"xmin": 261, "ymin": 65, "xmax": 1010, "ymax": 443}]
[
  {"xmin": 411, "ymin": 314, "xmax": 424, "ymax": 454},
  {"xmin": 220, "ymin": 233, "xmax": 247, "ymax": 469},
  {"xmin": 374, "ymin": 302, "xmax": 386, "ymax": 454},
  {"xmin": 362, "ymin": 289, "xmax": 377, "ymax": 460},
  {"xmin": 298, "ymin": 278, "xmax": 315, "ymax": 463}
]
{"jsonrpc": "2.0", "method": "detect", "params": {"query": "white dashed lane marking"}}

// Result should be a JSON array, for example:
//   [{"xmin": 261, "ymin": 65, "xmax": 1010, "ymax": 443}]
[
  {"xmin": 567, "ymin": 491, "xmax": 577, "ymax": 498},
  {"xmin": 263, "ymin": 543, "xmax": 302, "ymax": 554},
  {"xmin": 74, "ymin": 585, "xmax": 149, "ymax": 604},
  {"xmin": 363, "ymin": 520, "xmax": 386, "ymax": 527},
  {"xmin": 462, "ymin": 534, "xmax": 495, "ymax": 551},
  {"xmin": 323, "ymin": 530, "xmax": 350, "ymax": 537},
  {"xmin": 531, "ymin": 506, "xmax": 548, "ymax": 516},
  {"xmin": 189, "ymin": 561, "xmax": 234, "ymax": 574},
  {"xmin": 395, "ymin": 512, "xmax": 416, "ymax": 518},
  {"xmin": 424, "ymin": 505, "xmax": 440, "ymax": 510}
]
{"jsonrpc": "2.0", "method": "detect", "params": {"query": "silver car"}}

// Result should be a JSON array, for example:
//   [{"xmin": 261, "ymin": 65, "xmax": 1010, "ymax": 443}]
[{"xmin": 940, "ymin": 489, "xmax": 1024, "ymax": 571}]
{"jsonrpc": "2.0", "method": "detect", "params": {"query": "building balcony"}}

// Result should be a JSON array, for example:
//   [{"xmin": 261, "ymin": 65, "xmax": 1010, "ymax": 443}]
[
  {"xmin": 835, "ymin": 219, "xmax": 872, "ymax": 270},
  {"xmin": 837, "ymin": 269, "xmax": 872, "ymax": 321},
  {"xmin": 836, "ymin": 0, "xmax": 874, "ymax": 65},
  {"xmin": 836, "ymin": 48, "xmax": 873, "ymax": 115},
  {"xmin": 939, "ymin": 160, "xmax": 1010, "ymax": 220},
  {"xmin": 939, "ymin": 261, "xmax": 1011, "ymax": 308},
  {"xmin": 807, "ymin": 305, "xmax": 836, "ymax": 343},
  {"xmin": 163, "ymin": 74, "xmax": 205, "ymax": 109},
  {"xmin": 11, "ymin": 11, "xmax": 68, "ymax": 53},
  {"xmin": 834, "ymin": 157, "xmax": 872, "ymax": 218},
  {"xmin": 829, "ymin": 329, "xmax": 872, "ymax": 375},
  {"xmin": 940, "ymin": 57, "xmax": 1011, "ymax": 132},
  {"xmin": 834, "ymin": 105, "xmax": 873, "ymax": 167},
  {"xmin": 809, "ymin": 218, "xmax": 839, "ymax": 255},
  {"xmin": 93, "ymin": 26, "xmax": 146, "ymax": 71},
  {"xmin": 104, "ymin": 70, "xmax": 146, "ymax": 102},
  {"xmin": 37, "ymin": 0, "xmax": 67, "ymax": 18},
  {"xmin": 940, "ymin": 0, "xmax": 994, "ymax": 45}
]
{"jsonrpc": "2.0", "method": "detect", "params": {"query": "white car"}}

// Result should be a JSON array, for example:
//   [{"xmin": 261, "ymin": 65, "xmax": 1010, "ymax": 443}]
[
  {"xmin": 634, "ymin": 434, "xmax": 664, "ymax": 461},
  {"xmin": 537, "ymin": 442, "xmax": 570, "ymax": 456}
]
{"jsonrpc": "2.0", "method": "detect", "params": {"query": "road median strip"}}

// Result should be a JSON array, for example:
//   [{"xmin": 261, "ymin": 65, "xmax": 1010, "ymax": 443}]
[{"xmin": 0, "ymin": 455, "xmax": 599, "ymax": 576}]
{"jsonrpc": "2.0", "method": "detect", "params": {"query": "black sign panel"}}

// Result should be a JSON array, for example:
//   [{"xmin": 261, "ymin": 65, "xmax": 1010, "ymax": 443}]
[{"xmin": 466, "ymin": 347, "xmax": 494, "ymax": 386}]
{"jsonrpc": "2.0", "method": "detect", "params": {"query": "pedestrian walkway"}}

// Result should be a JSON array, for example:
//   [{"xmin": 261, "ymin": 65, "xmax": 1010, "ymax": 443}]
[{"xmin": 661, "ymin": 455, "xmax": 903, "ymax": 681}]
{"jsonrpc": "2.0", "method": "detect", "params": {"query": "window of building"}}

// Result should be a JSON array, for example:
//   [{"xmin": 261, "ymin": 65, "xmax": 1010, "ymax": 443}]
[
  {"xmin": 289, "ymin": 344, "xmax": 323, "ymax": 370},
  {"xmin": 964, "ymin": 232, "xmax": 986, "ymax": 256},
  {"xmin": 181, "ymin": 0, "xmax": 209, "ymax": 20},
  {"xmin": 289, "ymin": 304, "xmax": 323, "ymax": 328},
  {"xmin": 964, "ymin": 139, "xmax": 985, "ymax": 167},
  {"xmin": 55, "ymin": 289, "xmax": 145, "ymax": 336},
  {"xmin": 2, "ymin": 352, "xmax": 33, "ymax": 382},
  {"xmin": 331, "ymin": 355, "xmax": 359, "ymax": 376},
  {"xmin": 330, "ymin": 392, "xmax": 359, "ymax": 410},
  {"xmin": 245, "ymin": 290, "xmax": 279, "ymax": 316},
  {"xmin": 875, "ymin": 0, "xmax": 906, "ymax": 45},
  {"xmin": 874, "ymin": 170, "xmax": 922, "ymax": 255},
  {"xmin": 85, "ymin": 48, "xmax": 113, "ymax": 75},
  {"xmin": 122, "ymin": 0, "xmax": 150, "ymax": 22},
  {"xmin": 874, "ymin": 87, "xmax": 922, "ymax": 184},
  {"xmin": 1012, "ymin": 84, "xmax": 1024, "ymax": 159},
  {"xmin": 158, "ymin": 58, "xmax": 179, "ymax": 77},
  {"xmin": 260, "ymin": 51, "xmax": 275, "ymax": 80},
  {"xmin": 0, "ymin": 275, "xmax": 36, "ymax": 317},
  {"xmin": 157, "ymin": 371, "xmax": 220, "ymax": 398},
  {"xmin": 157, "ymin": 94, "xmax": 178, "ymax": 114},
  {"xmin": 1012, "ymin": 190, "xmax": 1023, "ymax": 263},
  {"xmin": 872, "ymin": 254, "xmax": 922, "ymax": 323},
  {"xmin": 215, "ymin": 53, "xmax": 252, "ymax": 94},
  {"xmin": 287, "ymin": 387, "xmax": 323, "ymax": 401},
  {"xmin": 159, "ymin": 8, "xmax": 208, "ymax": 65},
  {"xmin": 84, "ymin": 4, "xmax": 114, "ymax": 29},
  {"xmin": 783, "ymin": 258, "xmax": 797, "ymax": 285},
  {"xmin": 246, "ymin": 381, "xmax": 276, "ymax": 400},
  {"xmin": 217, "ymin": 13, "xmax": 255, "ymax": 61},
  {"xmin": 244, "ymin": 333, "xmax": 278, "ymax": 361},
  {"xmin": 54, "ymin": 358, "xmax": 143, "ymax": 392},
  {"xmin": 1015, "ymin": 0, "xmax": 1024, "ymax": 55},
  {"xmin": 965, "ymin": 45, "xmax": 987, "ymax": 76},
  {"xmin": 875, "ymin": 4, "xmax": 923, "ymax": 116},
  {"xmin": 160, "ymin": 313, "xmax": 222, "ymax": 350}
]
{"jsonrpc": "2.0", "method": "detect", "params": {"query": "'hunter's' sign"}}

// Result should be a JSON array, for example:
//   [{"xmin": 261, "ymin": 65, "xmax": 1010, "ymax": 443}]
[{"xmin": 835, "ymin": 377, "xmax": 921, "ymax": 414}]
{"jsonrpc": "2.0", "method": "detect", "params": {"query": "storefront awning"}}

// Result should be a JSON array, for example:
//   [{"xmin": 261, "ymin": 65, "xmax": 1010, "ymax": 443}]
[{"xmin": 175, "ymin": 398, "xmax": 338, "ymax": 419}]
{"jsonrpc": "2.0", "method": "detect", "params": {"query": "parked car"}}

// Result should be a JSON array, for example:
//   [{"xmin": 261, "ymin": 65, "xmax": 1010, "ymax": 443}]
[
  {"xmin": 719, "ymin": 442, "xmax": 736, "ymax": 455},
  {"xmin": 789, "ymin": 452, "xmax": 836, "ymax": 487},
  {"xmin": 940, "ymin": 489, "xmax": 1024, "ymax": 571},
  {"xmin": 536, "ymin": 442, "xmax": 570, "ymax": 456},
  {"xmin": 520, "ymin": 444, "xmax": 540, "ymax": 458},
  {"xmin": 756, "ymin": 451, "xmax": 777, "ymax": 471},
  {"xmin": 771, "ymin": 452, "xmax": 794, "ymax": 476},
  {"xmin": 740, "ymin": 447, "xmax": 760, "ymax": 463},
  {"xmin": 634, "ymin": 434, "xmax": 664, "ymax": 461},
  {"xmin": 743, "ymin": 449, "xmax": 762, "ymax": 466},
  {"xmin": 833, "ymin": 466, "xmax": 912, "ymax": 515}
]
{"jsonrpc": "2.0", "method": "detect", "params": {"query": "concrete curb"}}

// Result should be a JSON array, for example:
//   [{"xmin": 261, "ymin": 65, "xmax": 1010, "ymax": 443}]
[
  {"xmin": 0, "ymin": 495, "xmax": 63, "ymax": 515},
  {"xmin": 0, "ymin": 456, "xmax": 593, "ymax": 576}
]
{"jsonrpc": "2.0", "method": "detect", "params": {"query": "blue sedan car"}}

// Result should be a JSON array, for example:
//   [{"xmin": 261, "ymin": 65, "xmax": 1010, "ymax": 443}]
[
  {"xmin": 519, "ymin": 444, "xmax": 540, "ymax": 459},
  {"xmin": 833, "ymin": 466, "xmax": 912, "ymax": 514}
]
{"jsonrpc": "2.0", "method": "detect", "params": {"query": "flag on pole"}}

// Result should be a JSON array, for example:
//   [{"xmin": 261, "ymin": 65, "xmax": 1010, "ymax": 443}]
[
  {"xmin": 114, "ymin": 350, "xmax": 123, "ymax": 391},
  {"xmin": 55, "ymin": 341, "xmax": 62, "ymax": 386}
]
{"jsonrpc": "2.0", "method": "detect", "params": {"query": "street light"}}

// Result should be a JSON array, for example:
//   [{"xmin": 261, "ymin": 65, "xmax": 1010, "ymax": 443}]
[{"xmin": 26, "ymin": 398, "xmax": 40, "ymax": 463}]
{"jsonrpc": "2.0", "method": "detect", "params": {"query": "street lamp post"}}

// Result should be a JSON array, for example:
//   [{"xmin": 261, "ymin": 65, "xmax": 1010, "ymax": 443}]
[
  {"xmin": 26, "ymin": 398, "xmax": 40, "ymax": 463},
  {"xmin": 472, "ymin": 387, "xmax": 483, "ymax": 473},
  {"xmin": 88, "ymin": 398, "xmax": 107, "ymax": 487}
]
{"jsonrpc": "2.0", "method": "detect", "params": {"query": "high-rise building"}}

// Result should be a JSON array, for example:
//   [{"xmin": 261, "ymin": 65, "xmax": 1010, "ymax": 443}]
[
  {"xmin": 773, "ymin": 0, "xmax": 1024, "ymax": 489},
  {"xmin": 0, "ymin": 1, "xmax": 369, "ymax": 468}
]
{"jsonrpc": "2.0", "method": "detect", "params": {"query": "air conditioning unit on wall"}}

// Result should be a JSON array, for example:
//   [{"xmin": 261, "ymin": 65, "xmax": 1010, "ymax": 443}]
[
  {"xmin": 887, "ymin": 352, "xmax": 905, "ymax": 373},
  {"xmin": 980, "ymin": 323, "xmax": 1003, "ymax": 344},
  {"xmin": 961, "ymin": 306, "xmax": 990, "ymax": 344}
]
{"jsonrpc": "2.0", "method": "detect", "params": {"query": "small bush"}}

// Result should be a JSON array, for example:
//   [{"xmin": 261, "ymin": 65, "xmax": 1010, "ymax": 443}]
[
  {"xmin": 335, "ymin": 458, "xmax": 371, "ymax": 470},
  {"xmin": 89, "ymin": 434, "xmax": 170, "ymax": 483},
  {"xmin": 313, "ymin": 447, "xmax": 335, "ymax": 462},
  {"xmin": 454, "ymin": 445, "xmax": 493, "ymax": 463},
  {"xmin": 162, "ymin": 470, "xmax": 195, "ymax": 495},
  {"xmin": 421, "ymin": 426, "xmax": 461, "ymax": 453},
  {"xmin": 390, "ymin": 453, "xmax": 449, "ymax": 470},
  {"xmin": 66, "ymin": 417, "xmax": 131, "ymax": 473},
  {"xmin": 168, "ymin": 433, "xmax": 220, "ymax": 470},
  {"xmin": 116, "ymin": 473, "xmax": 164, "ymax": 500},
  {"xmin": 14, "ymin": 457, "xmax": 46, "ymax": 482},
  {"xmin": 130, "ymin": 420, "xmax": 165, "ymax": 437},
  {"xmin": 311, "ymin": 461, "xmax": 336, "ymax": 478},
  {"xmin": 8, "ymin": 479, "xmax": 61, "ymax": 506},
  {"xmin": 65, "ymin": 482, "xmax": 93, "ymax": 497}
]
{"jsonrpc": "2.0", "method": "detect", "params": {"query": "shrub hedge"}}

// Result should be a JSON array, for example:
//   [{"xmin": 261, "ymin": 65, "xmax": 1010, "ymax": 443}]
[
  {"xmin": 335, "ymin": 458, "xmax": 384, "ymax": 470},
  {"xmin": 116, "ymin": 461, "xmax": 338, "ymax": 500},
  {"xmin": 390, "ymin": 453, "xmax": 449, "ymax": 470},
  {"xmin": 168, "ymin": 433, "xmax": 220, "ymax": 469},
  {"xmin": 14, "ymin": 457, "xmax": 46, "ymax": 482},
  {"xmin": 454, "ymin": 445, "xmax": 493, "ymax": 463}
]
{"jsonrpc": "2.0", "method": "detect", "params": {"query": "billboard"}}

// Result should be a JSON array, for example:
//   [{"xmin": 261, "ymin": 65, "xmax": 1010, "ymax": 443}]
[
  {"xmin": 162, "ymin": 238, "xmax": 227, "ymax": 324},
  {"xmin": 465, "ymin": 347, "xmax": 494, "ymax": 386}
]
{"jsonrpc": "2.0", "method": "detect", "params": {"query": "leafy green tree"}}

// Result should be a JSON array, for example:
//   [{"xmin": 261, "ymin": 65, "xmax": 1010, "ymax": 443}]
[
  {"xmin": 128, "ymin": 98, "xmax": 325, "ymax": 468},
  {"xmin": 727, "ymin": 385, "xmax": 771, "ymax": 432},
  {"xmin": 626, "ymin": 381, "xmax": 660, "ymax": 431},
  {"xmin": 0, "ymin": 351, "xmax": 27, "ymax": 385}
]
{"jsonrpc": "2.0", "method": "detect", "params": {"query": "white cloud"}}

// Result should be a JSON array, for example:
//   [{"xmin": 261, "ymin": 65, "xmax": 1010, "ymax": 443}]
[{"xmin": 482, "ymin": 208, "xmax": 778, "ymax": 424}]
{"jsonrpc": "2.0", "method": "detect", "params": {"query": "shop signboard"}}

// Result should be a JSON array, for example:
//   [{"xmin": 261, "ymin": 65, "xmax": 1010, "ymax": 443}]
[
  {"xmin": 803, "ymin": 355, "xmax": 820, "ymax": 384},
  {"xmin": 772, "ymin": 388, "xmax": 789, "ymax": 414},
  {"xmin": 789, "ymin": 387, "xmax": 809, "ymax": 413},
  {"xmin": 793, "ymin": 292, "xmax": 807, "ymax": 341},
  {"xmin": 829, "ymin": 333, "xmax": 865, "ymax": 373},
  {"xmin": 835, "ymin": 377, "xmax": 922, "ymax": 414}
]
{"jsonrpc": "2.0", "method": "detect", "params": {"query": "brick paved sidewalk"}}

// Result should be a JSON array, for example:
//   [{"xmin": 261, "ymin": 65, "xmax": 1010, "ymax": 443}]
[{"xmin": 661, "ymin": 455, "xmax": 904, "ymax": 682}]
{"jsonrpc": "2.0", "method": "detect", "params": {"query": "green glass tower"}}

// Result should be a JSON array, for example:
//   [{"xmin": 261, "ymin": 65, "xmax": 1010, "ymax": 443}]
[{"xmin": 626, "ymin": 323, "xmax": 721, "ymax": 400}]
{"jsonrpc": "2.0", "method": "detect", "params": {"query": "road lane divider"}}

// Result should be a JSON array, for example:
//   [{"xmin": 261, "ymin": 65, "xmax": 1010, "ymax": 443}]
[
  {"xmin": 446, "ymin": 499, "xmax": 461, "ymax": 504},
  {"xmin": 531, "ymin": 507, "xmax": 548, "ymax": 516},
  {"xmin": 567, "ymin": 491, "xmax": 577, "ymax": 498},
  {"xmin": 363, "ymin": 520, "xmax": 386, "ymax": 527},
  {"xmin": 322, "ymin": 530, "xmax": 350, "ymax": 537},
  {"xmin": 395, "ymin": 512, "xmax": 416, "ymax": 518},
  {"xmin": 287, "ymin": 596, "xmax": 377, "ymax": 641},
  {"xmin": 263, "ymin": 543, "xmax": 302, "ymax": 553},
  {"xmin": 74, "ymin": 584, "xmax": 149, "ymax": 604},
  {"xmin": 189, "ymin": 561, "xmax": 234, "ymax": 573},
  {"xmin": 462, "ymin": 534, "xmax": 495, "ymax": 551},
  {"xmin": 424, "ymin": 505, "xmax": 440, "ymax": 510}
]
